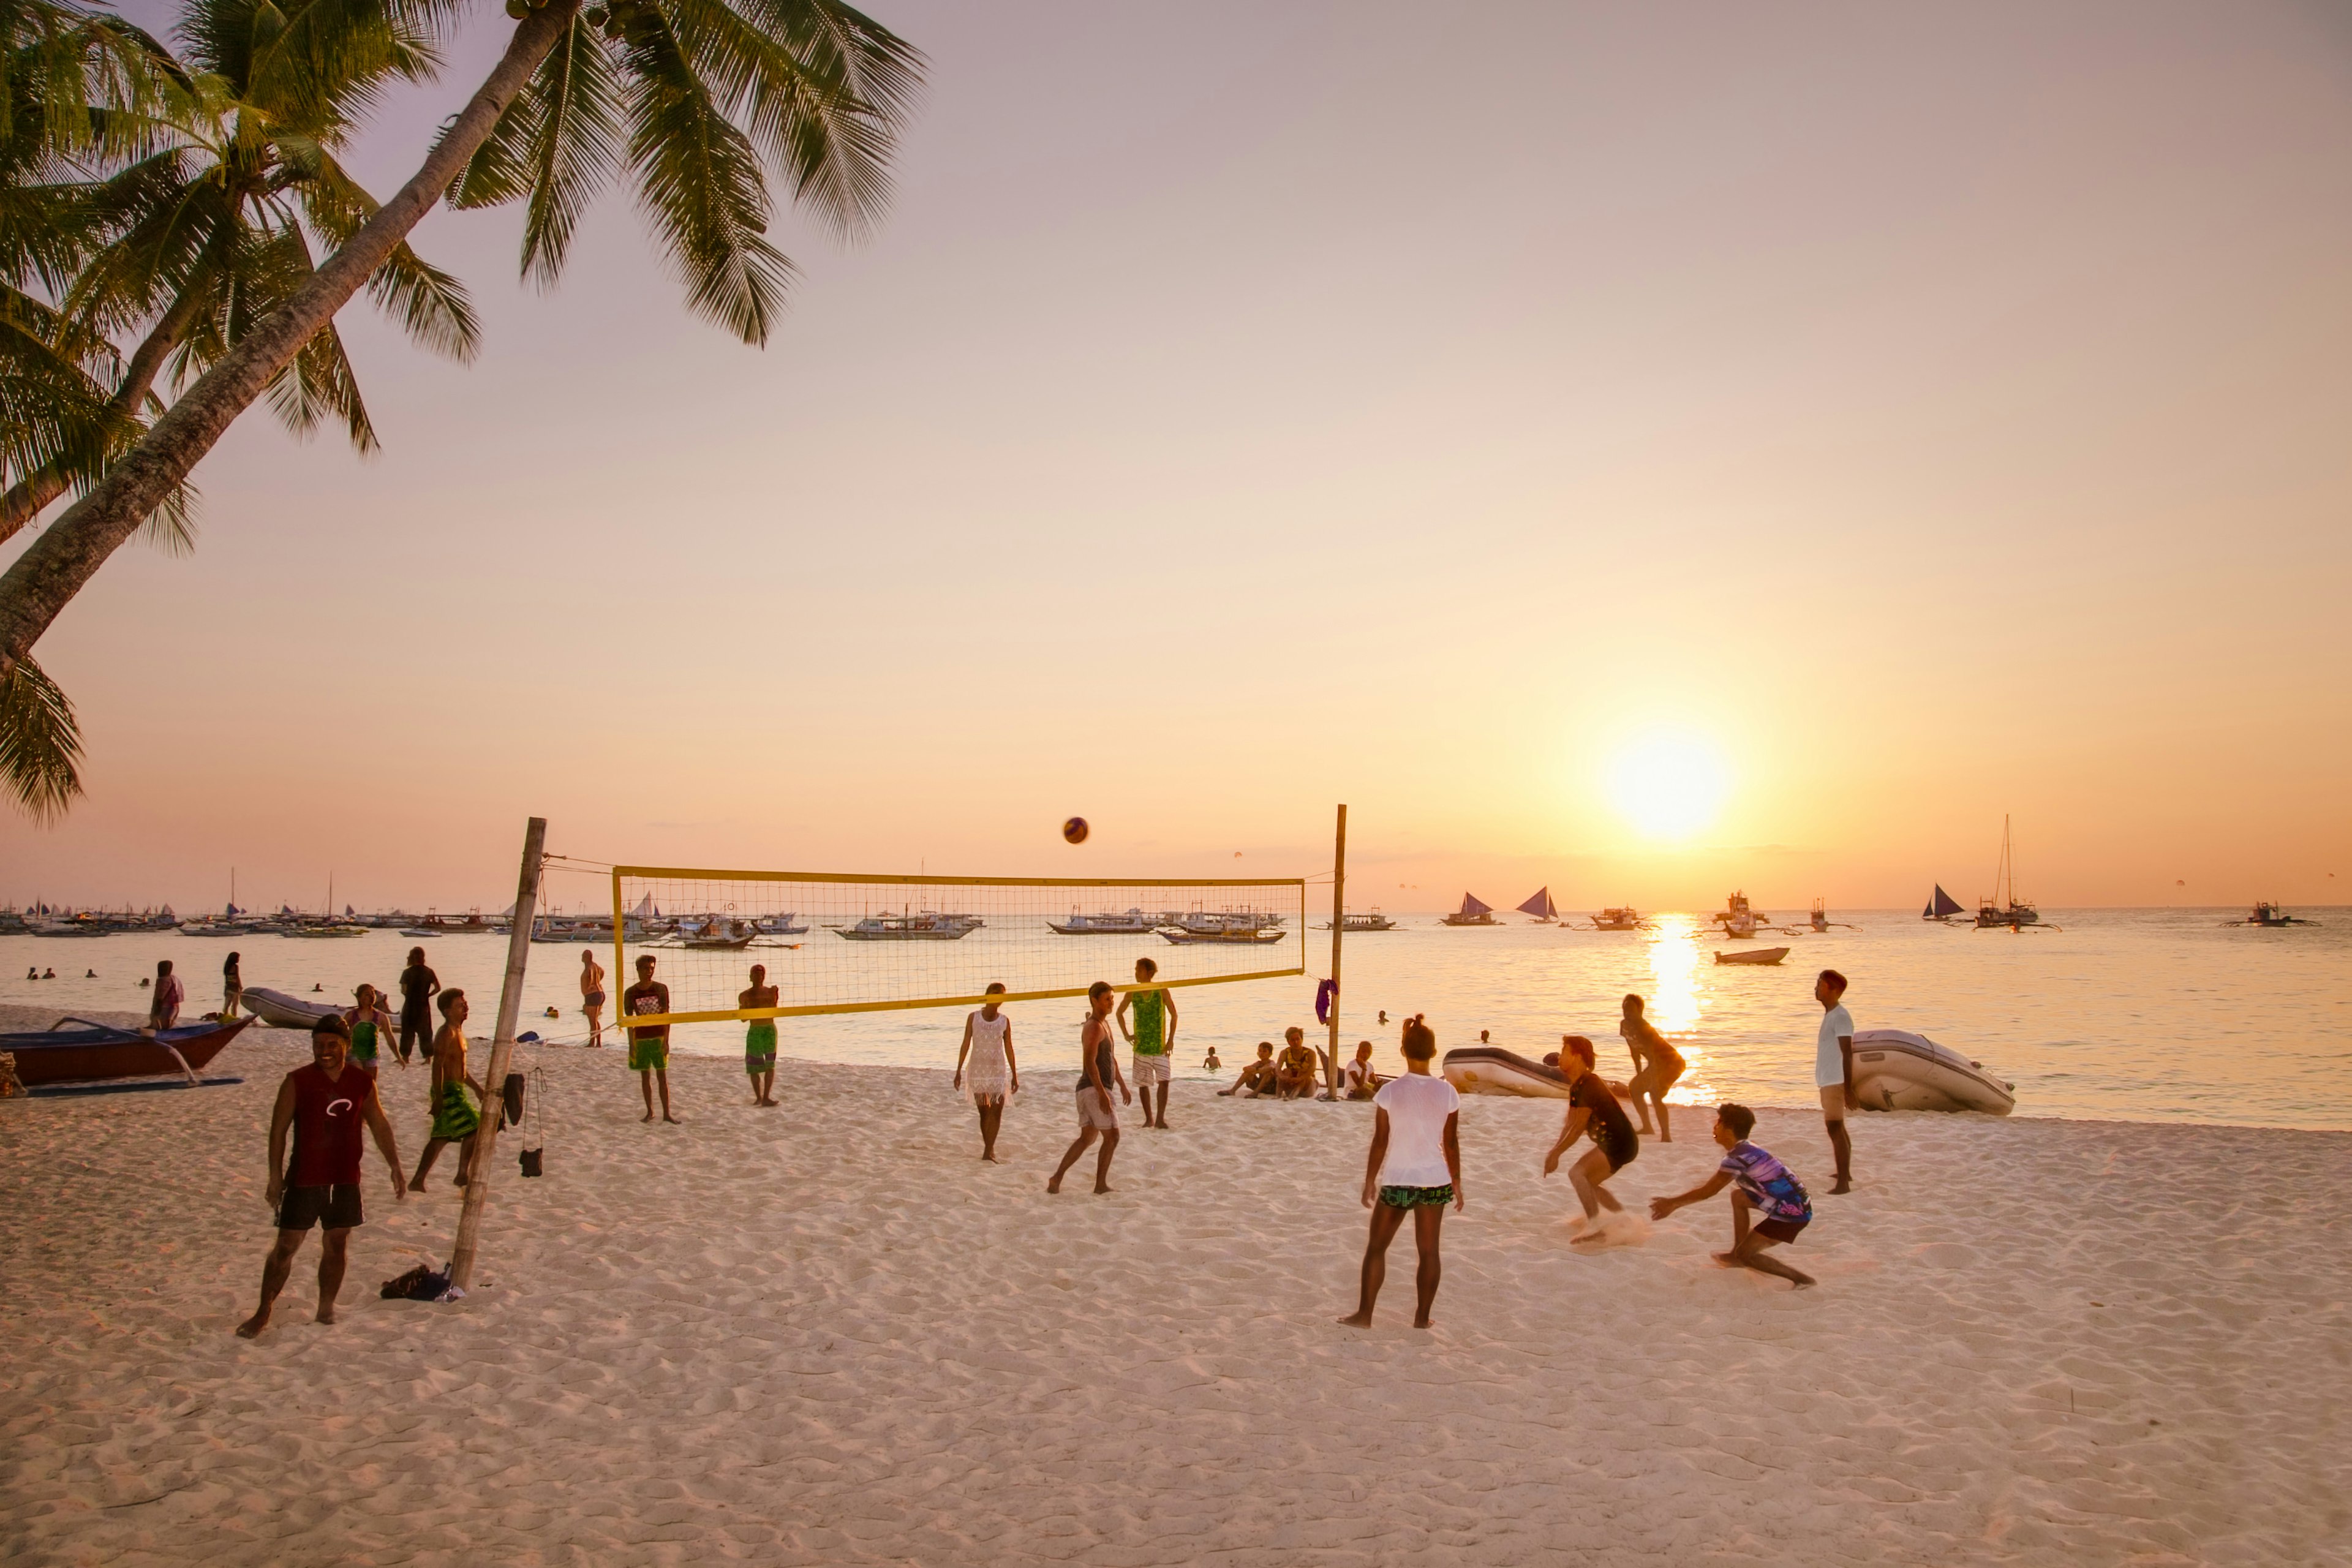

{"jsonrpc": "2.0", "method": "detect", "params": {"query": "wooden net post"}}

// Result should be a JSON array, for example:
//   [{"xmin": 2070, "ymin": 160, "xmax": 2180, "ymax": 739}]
[
  {"xmin": 1325, "ymin": 804, "xmax": 1346, "ymax": 1099},
  {"xmin": 447, "ymin": 815, "xmax": 546, "ymax": 1290}
]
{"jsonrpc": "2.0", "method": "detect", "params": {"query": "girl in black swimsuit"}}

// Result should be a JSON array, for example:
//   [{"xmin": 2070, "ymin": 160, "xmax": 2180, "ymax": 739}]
[{"xmin": 1542, "ymin": 1035, "xmax": 1639, "ymax": 1244}]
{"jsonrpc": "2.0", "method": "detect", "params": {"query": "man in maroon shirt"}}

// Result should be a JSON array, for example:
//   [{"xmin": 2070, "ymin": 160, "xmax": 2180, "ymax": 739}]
[{"xmin": 235, "ymin": 1015, "xmax": 407, "ymax": 1338}]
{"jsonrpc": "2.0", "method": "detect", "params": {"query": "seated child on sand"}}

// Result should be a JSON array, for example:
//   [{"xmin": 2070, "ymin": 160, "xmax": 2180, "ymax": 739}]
[{"xmin": 1219, "ymin": 1042, "xmax": 1278, "ymax": 1097}]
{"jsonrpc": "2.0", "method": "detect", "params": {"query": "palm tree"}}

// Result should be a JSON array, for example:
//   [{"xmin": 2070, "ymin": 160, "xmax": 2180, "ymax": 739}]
[
  {"xmin": 0, "ymin": 0, "xmax": 919, "ymax": 692},
  {"xmin": 4, "ymin": 0, "xmax": 482, "ymax": 543},
  {"xmin": 1, "ymin": 0, "xmax": 480, "ymax": 818}
]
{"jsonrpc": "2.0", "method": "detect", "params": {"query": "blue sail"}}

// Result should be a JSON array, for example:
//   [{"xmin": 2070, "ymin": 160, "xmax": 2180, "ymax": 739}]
[
  {"xmin": 1517, "ymin": 887, "xmax": 1558, "ymax": 919},
  {"xmin": 1926, "ymin": 884, "xmax": 1964, "ymax": 918},
  {"xmin": 1459, "ymin": 892, "xmax": 1492, "ymax": 916}
]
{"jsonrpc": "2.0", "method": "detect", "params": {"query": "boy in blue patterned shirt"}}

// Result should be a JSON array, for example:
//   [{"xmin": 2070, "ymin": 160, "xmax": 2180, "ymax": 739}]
[{"xmin": 1650, "ymin": 1102, "xmax": 1816, "ymax": 1289}]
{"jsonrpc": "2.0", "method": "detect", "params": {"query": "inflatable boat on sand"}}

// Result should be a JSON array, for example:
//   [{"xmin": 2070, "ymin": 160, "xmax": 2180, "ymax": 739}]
[
  {"xmin": 1441, "ymin": 1046, "xmax": 1572, "ymax": 1098},
  {"xmin": 1849, "ymin": 1030, "xmax": 2015, "ymax": 1115}
]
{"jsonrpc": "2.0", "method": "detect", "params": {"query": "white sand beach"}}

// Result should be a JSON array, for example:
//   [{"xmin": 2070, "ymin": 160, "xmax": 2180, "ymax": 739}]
[{"xmin": 2, "ymin": 1015, "xmax": 2346, "ymax": 1566}]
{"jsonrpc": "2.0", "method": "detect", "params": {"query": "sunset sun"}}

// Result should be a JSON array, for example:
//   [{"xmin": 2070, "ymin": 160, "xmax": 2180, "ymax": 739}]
[{"xmin": 1607, "ymin": 731, "xmax": 1730, "ymax": 841}]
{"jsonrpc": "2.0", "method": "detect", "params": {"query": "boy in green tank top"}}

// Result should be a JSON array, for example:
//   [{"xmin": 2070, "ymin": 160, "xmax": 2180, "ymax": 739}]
[
  {"xmin": 741, "ymin": 963, "xmax": 780, "ymax": 1107},
  {"xmin": 1117, "ymin": 957, "xmax": 1177, "ymax": 1129}
]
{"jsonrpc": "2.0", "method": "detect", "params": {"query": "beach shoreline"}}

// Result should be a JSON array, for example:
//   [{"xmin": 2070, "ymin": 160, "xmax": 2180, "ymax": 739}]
[{"xmin": 3, "ymin": 1024, "xmax": 2345, "ymax": 1565}]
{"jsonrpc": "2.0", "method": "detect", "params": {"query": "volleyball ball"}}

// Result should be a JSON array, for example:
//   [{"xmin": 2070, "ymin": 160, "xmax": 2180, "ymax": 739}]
[{"xmin": 1062, "ymin": 816, "xmax": 1090, "ymax": 845}]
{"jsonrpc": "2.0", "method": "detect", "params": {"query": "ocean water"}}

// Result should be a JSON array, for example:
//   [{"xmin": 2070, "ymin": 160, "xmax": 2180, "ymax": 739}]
[{"xmin": 6, "ymin": 908, "xmax": 2346, "ymax": 1130}]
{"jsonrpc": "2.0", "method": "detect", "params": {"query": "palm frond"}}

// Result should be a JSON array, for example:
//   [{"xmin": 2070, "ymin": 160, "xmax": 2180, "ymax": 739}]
[
  {"xmin": 449, "ymin": 12, "xmax": 620, "ymax": 290},
  {"xmin": 0, "ymin": 651, "xmax": 84, "ymax": 824},
  {"xmin": 299, "ymin": 148, "xmax": 478, "ymax": 358},
  {"xmin": 620, "ymin": 7, "xmax": 792, "ymax": 345},
  {"xmin": 668, "ymin": 0, "xmax": 918, "ymax": 239}
]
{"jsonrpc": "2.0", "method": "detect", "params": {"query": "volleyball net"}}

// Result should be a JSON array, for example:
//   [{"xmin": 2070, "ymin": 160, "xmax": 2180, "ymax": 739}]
[{"xmin": 590, "ymin": 868, "xmax": 1308, "ymax": 1028}]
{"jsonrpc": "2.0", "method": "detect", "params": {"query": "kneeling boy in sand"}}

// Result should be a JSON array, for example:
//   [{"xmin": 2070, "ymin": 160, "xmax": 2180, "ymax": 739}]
[
  {"xmin": 1339, "ymin": 1015, "xmax": 1463, "ymax": 1330},
  {"xmin": 237, "ymin": 1016, "xmax": 405, "ymax": 1338},
  {"xmin": 1650, "ymin": 1102, "xmax": 1816, "ymax": 1289},
  {"xmin": 1218, "ymin": 1041, "xmax": 1278, "ymax": 1096},
  {"xmin": 1542, "ymin": 1036, "xmax": 1639, "ymax": 1243}
]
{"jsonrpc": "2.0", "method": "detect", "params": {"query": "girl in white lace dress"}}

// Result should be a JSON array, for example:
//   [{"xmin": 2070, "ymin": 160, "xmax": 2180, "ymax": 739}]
[{"xmin": 954, "ymin": 983, "xmax": 1019, "ymax": 1161}]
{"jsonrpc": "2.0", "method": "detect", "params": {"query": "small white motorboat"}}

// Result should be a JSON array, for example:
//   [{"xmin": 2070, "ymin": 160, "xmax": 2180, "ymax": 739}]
[
  {"xmin": 1714, "ymin": 946, "xmax": 1790, "ymax": 965},
  {"xmin": 241, "ymin": 987, "xmax": 342, "ymax": 1030},
  {"xmin": 1849, "ymin": 1029, "xmax": 2015, "ymax": 1115},
  {"xmin": 1440, "ymin": 1046, "xmax": 1571, "ymax": 1099}
]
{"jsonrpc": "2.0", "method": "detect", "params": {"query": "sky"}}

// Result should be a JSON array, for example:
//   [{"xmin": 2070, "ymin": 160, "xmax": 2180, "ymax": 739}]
[{"xmin": 5, "ymin": 0, "xmax": 2350, "ymax": 916}]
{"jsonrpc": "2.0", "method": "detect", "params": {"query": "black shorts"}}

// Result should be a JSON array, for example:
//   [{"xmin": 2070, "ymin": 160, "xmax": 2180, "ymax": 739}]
[
  {"xmin": 277, "ymin": 1183, "xmax": 363, "ymax": 1231},
  {"xmin": 1600, "ymin": 1130, "xmax": 1638, "ymax": 1174},
  {"xmin": 1755, "ymin": 1216, "xmax": 1807, "ymax": 1246}
]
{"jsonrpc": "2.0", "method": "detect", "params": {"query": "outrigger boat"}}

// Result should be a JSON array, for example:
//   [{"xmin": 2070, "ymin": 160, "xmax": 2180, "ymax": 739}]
[
  {"xmin": 1441, "ymin": 893, "xmax": 1498, "ymax": 927},
  {"xmin": 1317, "ymin": 909, "xmax": 1397, "ymax": 932},
  {"xmin": 1975, "ymin": 816, "xmax": 2041, "ymax": 929},
  {"xmin": 1709, "ymin": 891, "xmax": 1762, "ymax": 940},
  {"xmin": 1050, "ymin": 907, "xmax": 1162, "ymax": 935},
  {"xmin": 1159, "ymin": 924, "xmax": 1286, "ymax": 946},
  {"xmin": 2236, "ymin": 902, "xmax": 2314, "ymax": 927},
  {"xmin": 1516, "ymin": 887, "xmax": 1559, "ymax": 924},
  {"xmin": 1921, "ymin": 884, "xmax": 1966, "ymax": 922},
  {"xmin": 1, "ymin": 1016, "xmax": 254, "ymax": 1087},
  {"xmin": 1588, "ymin": 907, "xmax": 1647, "ymax": 932},
  {"xmin": 834, "ymin": 913, "xmax": 976, "ymax": 941}
]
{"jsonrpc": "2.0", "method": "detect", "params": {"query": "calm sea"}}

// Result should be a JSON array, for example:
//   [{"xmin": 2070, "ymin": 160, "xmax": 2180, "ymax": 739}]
[{"xmin": 7, "ymin": 908, "xmax": 2346, "ymax": 1131}]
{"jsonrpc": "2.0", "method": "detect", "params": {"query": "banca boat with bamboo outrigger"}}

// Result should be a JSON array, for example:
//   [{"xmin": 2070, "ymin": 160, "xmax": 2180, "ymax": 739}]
[
  {"xmin": 1, "ymin": 1015, "xmax": 254, "ymax": 1088},
  {"xmin": 1318, "ymin": 909, "xmax": 1397, "ymax": 932},
  {"xmin": 834, "ymin": 912, "xmax": 978, "ymax": 941},
  {"xmin": 1159, "ymin": 908, "xmax": 1288, "ymax": 946},
  {"xmin": 2234, "ymin": 902, "xmax": 2315, "ymax": 927},
  {"xmin": 1709, "ymin": 891, "xmax": 1763, "ymax": 940},
  {"xmin": 1516, "ymin": 887, "xmax": 1560, "ymax": 924},
  {"xmin": 1588, "ymin": 906, "xmax": 1648, "ymax": 931},
  {"xmin": 1050, "ymin": 907, "xmax": 1166, "ymax": 936},
  {"xmin": 1441, "ymin": 893, "xmax": 1498, "ymax": 927},
  {"xmin": 1921, "ymin": 884, "xmax": 1966, "ymax": 922}
]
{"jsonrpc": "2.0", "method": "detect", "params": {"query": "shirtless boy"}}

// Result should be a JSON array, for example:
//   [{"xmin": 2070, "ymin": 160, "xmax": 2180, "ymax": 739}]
[
  {"xmin": 1619, "ymin": 993, "xmax": 1686, "ymax": 1141},
  {"xmin": 741, "ymin": 963, "xmax": 780, "ymax": 1107},
  {"xmin": 1219, "ymin": 1041, "xmax": 1279, "ymax": 1096},
  {"xmin": 410, "ymin": 990, "xmax": 485, "ymax": 1189},
  {"xmin": 236, "ymin": 1016, "xmax": 405, "ymax": 1337},
  {"xmin": 1049, "ymin": 981, "xmax": 1129, "ymax": 1194}
]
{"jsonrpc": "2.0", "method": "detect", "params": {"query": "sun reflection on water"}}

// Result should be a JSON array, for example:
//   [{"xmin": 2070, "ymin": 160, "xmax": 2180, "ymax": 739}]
[{"xmin": 1645, "ymin": 914, "xmax": 1709, "ymax": 1105}]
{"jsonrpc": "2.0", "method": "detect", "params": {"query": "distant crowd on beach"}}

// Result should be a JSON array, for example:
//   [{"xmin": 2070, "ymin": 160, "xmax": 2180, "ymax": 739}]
[{"xmin": 230, "ymin": 938, "xmax": 1866, "ymax": 1339}]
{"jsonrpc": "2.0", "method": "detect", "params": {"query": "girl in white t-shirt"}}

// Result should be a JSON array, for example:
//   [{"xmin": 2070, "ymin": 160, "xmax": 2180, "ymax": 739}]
[{"xmin": 1338, "ymin": 1015, "xmax": 1463, "ymax": 1331}]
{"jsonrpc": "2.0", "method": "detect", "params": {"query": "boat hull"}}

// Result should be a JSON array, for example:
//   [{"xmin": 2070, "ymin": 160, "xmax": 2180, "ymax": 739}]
[
  {"xmin": 1159, "ymin": 929, "xmax": 1286, "ymax": 945},
  {"xmin": 1441, "ymin": 1046, "xmax": 1572, "ymax": 1099},
  {"xmin": 1714, "ymin": 946, "xmax": 1790, "ymax": 965},
  {"xmin": 2, "ymin": 1017, "xmax": 252, "ymax": 1086},
  {"xmin": 241, "ymin": 987, "xmax": 341, "ymax": 1029},
  {"xmin": 1849, "ymin": 1030, "xmax": 2015, "ymax": 1115}
]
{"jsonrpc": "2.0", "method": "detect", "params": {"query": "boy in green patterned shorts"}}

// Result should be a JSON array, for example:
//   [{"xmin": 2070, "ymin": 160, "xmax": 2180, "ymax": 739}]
[
  {"xmin": 624, "ymin": 955, "xmax": 677, "ymax": 1125},
  {"xmin": 1117, "ymin": 956, "xmax": 1178, "ymax": 1129},
  {"xmin": 741, "ymin": 963, "xmax": 779, "ymax": 1107}
]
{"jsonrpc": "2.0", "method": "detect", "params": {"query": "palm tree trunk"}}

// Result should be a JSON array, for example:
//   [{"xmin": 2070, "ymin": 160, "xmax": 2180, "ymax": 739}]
[
  {"xmin": 0, "ymin": 284, "xmax": 211, "ymax": 545},
  {"xmin": 0, "ymin": 3, "xmax": 578, "ymax": 682}
]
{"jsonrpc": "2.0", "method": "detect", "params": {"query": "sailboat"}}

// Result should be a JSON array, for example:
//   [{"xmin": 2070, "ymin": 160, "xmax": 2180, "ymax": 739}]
[
  {"xmin": 1441, "ymin": 893, "xmax": 1498, "ymax": 927},
  {"xmin": 1975, "ymin": 816, "xmax": 2041, "ymax": 929},
  {"xmin": 1516, "ymin": 887, "xmax": 1559, "ymax": 923},
  {"xmin": 1921, "ymin": 884, "xmax": 1965, "ymax": 922}
]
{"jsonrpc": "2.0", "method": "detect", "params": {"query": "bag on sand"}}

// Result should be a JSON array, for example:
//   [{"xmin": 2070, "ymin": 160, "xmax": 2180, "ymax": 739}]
[{"xmin": 380, "ymin": 1264, "xmax": 452, "ymax": 1302}]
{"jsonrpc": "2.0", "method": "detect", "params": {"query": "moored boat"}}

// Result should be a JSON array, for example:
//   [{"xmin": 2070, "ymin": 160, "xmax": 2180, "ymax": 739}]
[
  {"xmin": 1974, "ymin": 816, "xmax": 2041, "ymax": 928},
  {"xmin": 2, "ymin": 1016, "xmax": 254, "ymax": 1087},
  {"xmin": 1318, "ymin": 909, "xmax": 1397, "ymax": 932},
  {"xmin": 1159, "ymin": 924, "xmax": 1286, "ymax": 946},
  {"xmin": 2237, "ymin": 902, "xmax": 2313, "ymax": 927},
  {"xmin": 1713, "ymin": 945, "xmax": 1790, "ymax": 965},
  {"xmin": 1588, "ymin": 907, "xmax": 1646, "ymax": 931},
  {"xmin": 241, "ymin": 987, "xmax": 342, "ymax": 1029},
  {"xmin": 1050, "ymin": 907, "xmax": 1161, "ymax": 935},
  {"xmin": 834, "ymin": 913, "xmax": 975, "ymax": 941},
  {"xmin": 1849, "ymin": 1029, "xmax": 2015, "ymax": 1115}
]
